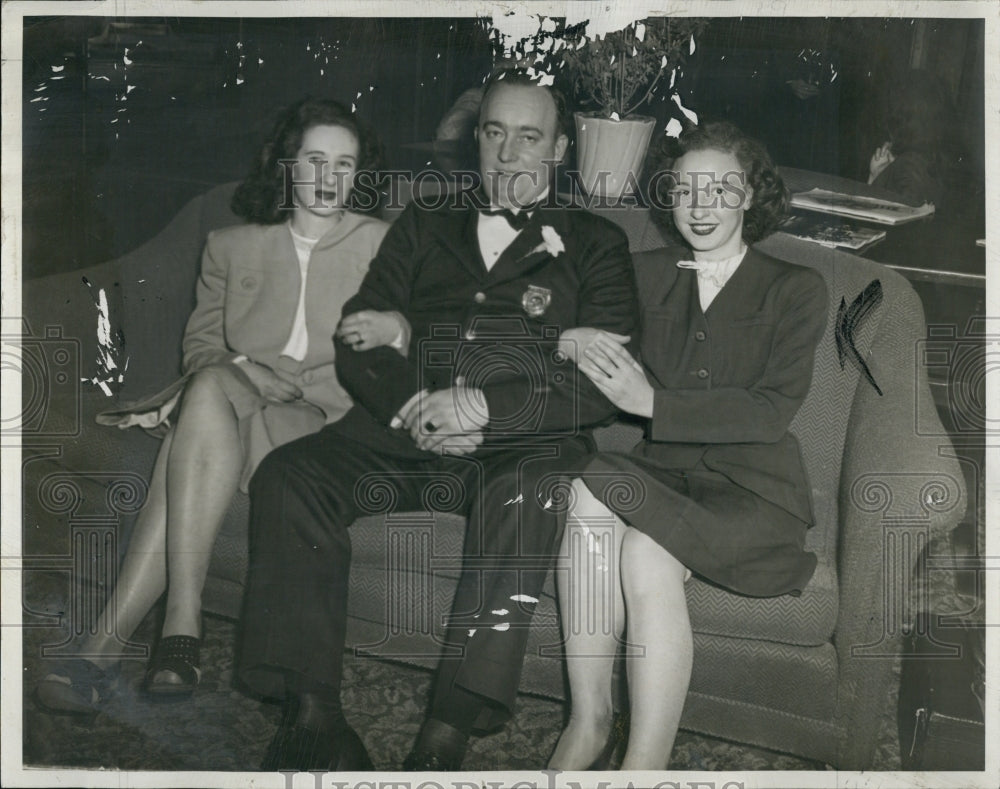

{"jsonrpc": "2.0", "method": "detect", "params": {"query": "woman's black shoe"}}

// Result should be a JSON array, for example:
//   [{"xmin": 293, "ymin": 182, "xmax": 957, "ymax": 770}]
[
  {"xmin": 35, "ymin": 657, "xmax": 118, "ymax": 717},
  {"xmin": 144, "ymin": 634, "xmax": 201, "ymax": 698}
]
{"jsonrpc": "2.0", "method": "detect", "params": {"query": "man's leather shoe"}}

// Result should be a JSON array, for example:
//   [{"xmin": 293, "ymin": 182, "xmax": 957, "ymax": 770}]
[
  {"xmin": 402, "ymin": 719, "xmax": 467, "ymax": 771},
  {"xmin": 262, "ymin": 723, "xmax": 373, "ymax": 771},
  {"xmin": 402, "ymin": 747, "xmax": 463, "ymax": 772},
  {"xmin": 330, "ymin": 725, "xmax": 374, "ymax": 771},
  {"xmin": 262, "ymin": 723, "xmax": 330, "ymax": 771}
]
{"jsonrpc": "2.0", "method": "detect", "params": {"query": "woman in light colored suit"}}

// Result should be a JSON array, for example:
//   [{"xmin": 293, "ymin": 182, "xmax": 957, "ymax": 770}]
[
  {"xmin": 37, "ymin": 98, "xmax": 403, "ymax": 713},
  {"xmin": 549, "ymin": 122, "xmax": 828, "ymax": 770}
]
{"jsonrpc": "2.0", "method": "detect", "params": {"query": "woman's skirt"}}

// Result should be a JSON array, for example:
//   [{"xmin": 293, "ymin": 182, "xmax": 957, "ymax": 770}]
[
  {"xmin": 581, "ymin": 452, "xmax": 817, "ymax": 597},
  {"xmin": 97, "ymin": 359, "xmax": 331, "ymax": 492}
]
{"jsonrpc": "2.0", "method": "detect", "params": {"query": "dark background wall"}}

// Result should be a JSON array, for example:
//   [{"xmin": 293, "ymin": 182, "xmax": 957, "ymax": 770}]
[
  {"xmin": 21, "ymin": 15, "xmax": 984, "ymax": 279},
  {"xmin": 22, "ymin": 16, "xmax": 493, "ymax": 278}
]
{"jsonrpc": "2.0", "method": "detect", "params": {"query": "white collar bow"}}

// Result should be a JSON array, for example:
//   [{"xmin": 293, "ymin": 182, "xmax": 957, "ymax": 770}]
[{"xmin": 676, "ymin": 248, "xmax": 747, "ymax": 289}]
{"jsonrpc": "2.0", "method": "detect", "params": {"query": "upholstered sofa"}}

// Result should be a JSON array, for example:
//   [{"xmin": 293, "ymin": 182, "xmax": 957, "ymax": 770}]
[{"xmin": 20, "ymin": 181, "xmax": 964, "ymax": 769}]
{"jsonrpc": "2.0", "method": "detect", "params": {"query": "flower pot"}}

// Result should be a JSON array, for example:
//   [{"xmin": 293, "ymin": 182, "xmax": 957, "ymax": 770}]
[{"xmin": 574, "ymin": 113, "xmax": 657, "ymax": 199}]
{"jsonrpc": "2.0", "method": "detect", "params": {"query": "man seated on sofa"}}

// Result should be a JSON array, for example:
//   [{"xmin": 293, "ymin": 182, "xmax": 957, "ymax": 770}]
[{"xmin": 236, "ymin": 69, "xmax": 639, "ymax": 772}]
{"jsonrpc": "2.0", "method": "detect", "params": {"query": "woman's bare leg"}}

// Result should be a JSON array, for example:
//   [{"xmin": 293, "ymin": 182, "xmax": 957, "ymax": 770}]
[
  {"xmin": 45, "ymin": 367, "xmax": 244, "ymax": 691},
  {"xmin": 547, "ymin": 479, "xmax": 628, "ymax": 770},
  {"xmin": 72, "ymin": 430, "xmax": 174, "ymax": 669},
  {"xmin": 159, "ymin": 368, "xmax": 243, "ymax": 639},
  {"xmin": 618, "ymin": 529, "xmax": 692, "ymax": 770}
]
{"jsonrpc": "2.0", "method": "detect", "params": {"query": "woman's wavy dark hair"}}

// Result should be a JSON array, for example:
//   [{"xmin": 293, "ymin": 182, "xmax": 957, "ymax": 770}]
[
  {"xmin": 649, "ymin": 121, "xmax": 788, "ymax": 244},
  {"xmin": 231, "ymin": 97, "xmax": 384, "ymax": 223}
]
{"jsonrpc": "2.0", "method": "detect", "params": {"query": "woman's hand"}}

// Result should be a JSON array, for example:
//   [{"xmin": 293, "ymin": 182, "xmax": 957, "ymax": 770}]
[
  {"xmin": 336, "ymin": 310, "xmax": 410, "ymax": 352},
  {"xmin": 868, "ymin": 141, "xmax": 895, "ymax": 184},
  {"xmin": 576, "ymin": 333, "xmax": 654, "ymax": 418},
  {"xmin": 236, "ymin": 361, "xmax": 303, "ymax": 402},
  {"xmin": 558, "ymin": 328, "xmax": 631, "ymax": 364}
]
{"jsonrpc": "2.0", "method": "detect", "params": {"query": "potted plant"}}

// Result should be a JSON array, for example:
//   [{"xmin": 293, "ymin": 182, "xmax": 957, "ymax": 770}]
[{"xmin": 558, "ymin": 17, "xmax": 707, "ymax": 198}]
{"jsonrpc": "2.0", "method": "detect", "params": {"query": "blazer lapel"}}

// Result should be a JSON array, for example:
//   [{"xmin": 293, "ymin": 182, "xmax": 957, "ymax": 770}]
[
  {"xmin": 704, "ymin": 247, "xmax": 775, "ymax": 321},
  {"xmin": 311, "ymin": 210, "xmax": 364, "ymax": 252},
  {"xmin": 432, "ymin": 205, "xmax": 488, "ymax": 280}
]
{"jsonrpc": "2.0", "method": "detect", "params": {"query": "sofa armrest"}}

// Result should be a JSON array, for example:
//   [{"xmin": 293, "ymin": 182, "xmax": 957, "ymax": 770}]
[
  {"xmin": 22, "ymin": 182, "xmax": 244, "ymax": 409},
  {"xmin": 831, "ymin": 275, "xmax": 966, "ymax": 767}
]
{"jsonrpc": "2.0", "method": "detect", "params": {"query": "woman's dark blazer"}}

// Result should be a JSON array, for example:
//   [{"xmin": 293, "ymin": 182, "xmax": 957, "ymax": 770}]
[{"xmin": 630, "ymin": 245, "xmax": 828, "ymax": 525}]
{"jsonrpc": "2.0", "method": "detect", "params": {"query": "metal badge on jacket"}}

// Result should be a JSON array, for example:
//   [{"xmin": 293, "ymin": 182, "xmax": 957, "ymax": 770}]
[{"xmin": 522, "ymin": 285, "xmax": 552, "ymax": 317}]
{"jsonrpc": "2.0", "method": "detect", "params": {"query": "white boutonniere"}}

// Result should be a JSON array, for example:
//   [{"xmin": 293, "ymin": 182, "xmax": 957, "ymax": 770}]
[{"xmin": 533, "ymin": 225, "xmax": 565, "ymax": 257}]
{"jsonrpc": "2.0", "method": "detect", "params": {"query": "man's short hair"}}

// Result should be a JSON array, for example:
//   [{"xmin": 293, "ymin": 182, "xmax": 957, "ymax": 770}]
[{"xmin": 481, "ymin": 68, "xmax": 572, "ymax": 140}]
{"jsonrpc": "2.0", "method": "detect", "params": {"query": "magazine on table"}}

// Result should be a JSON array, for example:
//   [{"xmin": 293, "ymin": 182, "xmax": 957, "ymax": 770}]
[
  {"xmin": 778, "ymin": 214, "xmax": 887, "ymax": 251},
  {"xmin": 790, "ymin": 187, "xmax": 935, "ymax": 226}
]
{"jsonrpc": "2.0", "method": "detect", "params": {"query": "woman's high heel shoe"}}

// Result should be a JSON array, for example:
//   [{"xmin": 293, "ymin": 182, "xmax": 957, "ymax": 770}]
[
  {"xmin": 35, "ymin": 657, "xmax": 118, "ymax": 717},
  {"xmin": 144, "ymin": 635, "xmax": 202, "ymax": 698}
]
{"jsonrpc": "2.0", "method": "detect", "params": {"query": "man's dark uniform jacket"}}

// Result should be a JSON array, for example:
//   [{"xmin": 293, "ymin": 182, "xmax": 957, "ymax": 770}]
[{"xmin": 238, "ymin": 195, "xmax": 637, "ymax": 730}]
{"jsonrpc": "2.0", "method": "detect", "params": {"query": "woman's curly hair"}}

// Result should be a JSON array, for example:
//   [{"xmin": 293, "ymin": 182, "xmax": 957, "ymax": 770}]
[
  {"xmin": 231, "ymin": 97, "xmax": 384, "ymax": 223},
  {"xmin": 649, "ymin": 121, "xmax": 788, "ymax": 244}
]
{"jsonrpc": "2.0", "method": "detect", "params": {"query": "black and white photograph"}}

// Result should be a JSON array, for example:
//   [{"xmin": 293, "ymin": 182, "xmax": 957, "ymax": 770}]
[{"xmin": 2, "ymin": 1, "xmax": 995, "ymax": 787}]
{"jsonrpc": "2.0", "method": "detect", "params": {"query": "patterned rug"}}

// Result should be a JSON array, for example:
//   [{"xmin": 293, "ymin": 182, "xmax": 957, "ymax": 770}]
[{"xmin": 20, "ymin": 571, "xmax": 902, "ymax": 774}]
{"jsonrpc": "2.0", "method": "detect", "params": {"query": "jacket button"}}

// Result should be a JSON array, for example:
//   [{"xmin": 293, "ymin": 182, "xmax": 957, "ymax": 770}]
[
  {"xmin": 241, "ymin": 276, "xmax": 257, "ymax": 289},
  {"xmin": 697, "ymin": 368, "xmax": 709, "ymax": 379},
  {"xmin": 465, "ymin": 329, "xmax": 476, "ymax": 341},
  {"xmin": 695, "ymin": 330, "xmax": 707, "ymax": 341},
  {"xmin": 474, "ymin": 291, "xmax": 486, "ymax": 303}
]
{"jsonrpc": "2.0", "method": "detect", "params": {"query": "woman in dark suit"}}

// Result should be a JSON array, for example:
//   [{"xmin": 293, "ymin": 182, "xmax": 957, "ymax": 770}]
[
  {"xmin": 37, "ymin": 99, "xmax": 402, "ymax": 714},
  {"xmin": 548, "ymin": 122, "xmax": 828, "ymax": 770}
]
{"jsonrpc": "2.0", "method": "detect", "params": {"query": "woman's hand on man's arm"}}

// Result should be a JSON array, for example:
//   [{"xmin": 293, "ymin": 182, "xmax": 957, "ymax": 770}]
[
  {"xmin": 558, "ymin": 328, "xmax": 631, "ymax": 364},
  {"xmin": 336, "ymin": 310, "xmax": 411, "ymax": 354},
  {"xmin": 561, "ymin": 329, "xmax": 652, "ymax": 418}
]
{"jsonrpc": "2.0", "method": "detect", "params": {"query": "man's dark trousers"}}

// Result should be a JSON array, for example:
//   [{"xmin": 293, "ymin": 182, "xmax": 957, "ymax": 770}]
[{"xmin": 239, "ymin": 408, "xmax": 592, "ymax": 728}]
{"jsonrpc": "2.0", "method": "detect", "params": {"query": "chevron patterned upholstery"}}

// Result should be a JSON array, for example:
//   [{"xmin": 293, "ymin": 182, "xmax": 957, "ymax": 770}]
[{"xmin": 22, "ymin": 183, "xmax": 965, "ymax": 770}]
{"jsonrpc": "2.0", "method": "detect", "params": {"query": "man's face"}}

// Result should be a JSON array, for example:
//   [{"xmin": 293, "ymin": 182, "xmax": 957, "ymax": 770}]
[{"xmin": 476, "ymin": 83, "xmax": 568, "ymax": 210}]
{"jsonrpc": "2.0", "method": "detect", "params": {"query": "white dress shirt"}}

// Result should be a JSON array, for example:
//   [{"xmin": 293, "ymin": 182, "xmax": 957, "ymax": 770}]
[{"xmin": 475, "ymin": 188, "xmax": 548, "ymax": 270}]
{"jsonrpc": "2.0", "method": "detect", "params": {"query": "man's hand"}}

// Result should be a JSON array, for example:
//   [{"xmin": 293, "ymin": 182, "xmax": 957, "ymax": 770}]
[
  {"xmin": 396, "ymin": 386, "xmax": 489, "ymax": 453},
  {"xmin": 336, "ymin": 310, "xmax": 410, "ymax": 352},
  {"xmin": 236, "ymin": 361, "xmax": 303, "ymax": 402},
  {"xmin": 435, "ymin": 430, "xmax": 485, "ymax": 456},
  {"xmin": 576, "ymin": 333, "xmax": 653, "ymax": 418},
  {"xmin": 558, "ymin": 328, "xmax": 631, "ymax": 364}
]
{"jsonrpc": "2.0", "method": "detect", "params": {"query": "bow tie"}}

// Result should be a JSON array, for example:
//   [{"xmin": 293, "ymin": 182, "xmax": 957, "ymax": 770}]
[
  {"xmin": 480, "ymin": 205, "xmax": 536, "ymax": 231},
  {"xmin": 676, "ymin": 259, "xmax": 731, "ymax": 289}
]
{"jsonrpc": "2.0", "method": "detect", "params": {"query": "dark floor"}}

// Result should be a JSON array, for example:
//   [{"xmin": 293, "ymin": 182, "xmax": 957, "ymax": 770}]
[{"xmin": 20, "ymin": 572, "xmax": 900, "ymax": 774}]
